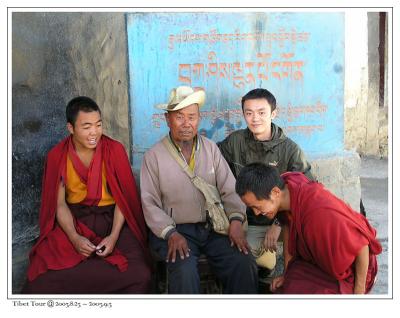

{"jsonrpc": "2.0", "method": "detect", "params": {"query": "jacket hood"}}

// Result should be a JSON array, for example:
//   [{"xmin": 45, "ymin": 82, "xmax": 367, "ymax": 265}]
[{"xmin": 245, "ymin": 123, "xmax": 287, "ymax": 150}]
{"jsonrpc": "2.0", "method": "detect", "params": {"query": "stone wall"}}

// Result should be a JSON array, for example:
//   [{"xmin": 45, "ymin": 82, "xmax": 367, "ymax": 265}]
[
  {"xmin": 310, "ymin": 153, "xmax": 361, "ymax": 212},
  {"xmin": 12, "ymin": 12, "xmax": 130, "ymax": 293},
  {"xmin": 344, "ymin": 12, "xmax": 388, "ymax": 158}
]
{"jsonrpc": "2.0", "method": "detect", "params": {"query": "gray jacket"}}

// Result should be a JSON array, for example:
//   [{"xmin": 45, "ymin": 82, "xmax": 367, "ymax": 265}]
[{"xmin": 140, "ymin": 134, "xmax": 246, "ymax": 239}]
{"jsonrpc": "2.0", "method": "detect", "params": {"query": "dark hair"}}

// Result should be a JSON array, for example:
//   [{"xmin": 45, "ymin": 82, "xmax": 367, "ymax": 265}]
[
  {"xmin": 241, "ymin": 88, "xmax": 277, "ymax": 112},
  {"xmin": 66, "ymin": 96, "xmax": 101, "ymax": 126},
  {"xmin": 235, "ymin": 162, "xmax": 285, "ymax": 200}
]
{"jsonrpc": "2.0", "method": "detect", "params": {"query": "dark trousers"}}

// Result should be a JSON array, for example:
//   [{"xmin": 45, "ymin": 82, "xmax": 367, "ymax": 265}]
[
  {"xmin": 22, "ymin": 205, "xmax": 152, "ymax": 294},
  {"xmin": 150, "ymin": 223, "xmax": 258, "ymax": 294}
]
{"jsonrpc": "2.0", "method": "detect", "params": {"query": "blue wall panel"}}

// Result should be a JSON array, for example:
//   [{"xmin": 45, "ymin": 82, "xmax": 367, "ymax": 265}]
[{"xmin": 127, "ymin": 12, "xmax": 344, "ymax": 170}]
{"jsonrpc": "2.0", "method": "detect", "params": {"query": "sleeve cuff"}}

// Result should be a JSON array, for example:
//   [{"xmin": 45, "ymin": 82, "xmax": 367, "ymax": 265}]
[
  {"xmin": 228, "ymin": 212, "xmax": 245, "ymax": 223},
  {"xmin": 273, "ymin": 217, "xmax": 281, "ymax": 227},
  {"xmin": 160, "ymin": 225, "xmax": 176, "ymax": 240}
]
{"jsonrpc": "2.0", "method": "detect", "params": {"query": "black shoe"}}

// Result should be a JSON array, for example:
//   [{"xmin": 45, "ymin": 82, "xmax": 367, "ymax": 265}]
[{"xmin": 258, "ymin": 267, "xmax": 274, "ymax": 280}]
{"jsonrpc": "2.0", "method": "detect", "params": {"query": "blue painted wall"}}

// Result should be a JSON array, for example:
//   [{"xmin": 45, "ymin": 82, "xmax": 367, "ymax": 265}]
[{"xmin": 127, "ymin": 12, "xmax": 344, "ymax": 171}]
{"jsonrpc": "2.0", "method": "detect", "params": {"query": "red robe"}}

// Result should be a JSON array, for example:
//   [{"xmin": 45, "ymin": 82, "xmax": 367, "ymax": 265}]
[
  {"xmin": 280, "ymin": 172, "xmax": 382, "ymax": 294},
  {"xmin": 27, "ymin": 135, "xmax": 150, "ymax": 281}
]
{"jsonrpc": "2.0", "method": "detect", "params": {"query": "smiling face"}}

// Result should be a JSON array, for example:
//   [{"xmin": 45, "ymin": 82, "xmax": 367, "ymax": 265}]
[
  {"xmin": 67, "ymin": 110, "xmax": 103, "ymax": 151},
  {"xmin": 243, "ymin": 98, "xmax": 277, "ymax": 141},
  {"xmin": 240, "ymin": 189, "xmax": 281, "ymax": 220},
  {"xmin": 165, "ymin": 103, "xmax": 200, "ymax": 143}
]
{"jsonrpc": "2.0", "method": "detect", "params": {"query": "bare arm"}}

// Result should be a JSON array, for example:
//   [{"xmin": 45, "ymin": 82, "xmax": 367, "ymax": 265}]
[
  {"xmin": 282, "ymin": 224, "xmax": 292, "ymax": 270},
  {"xmin": 56, "ymin": 182, "xmax": 78, "ymax": 239},
  {"xmin": 354, "ymin": 245, "xmax": 369, "ymax": 294},
  {"xmin": 110, "ymin": 205, "xmax": 125, "ymax": 239},
  {"xmin": 271, "ymin": 224, "xmax": 292, "ymax": 292},
  {"xmin": 264, "ymin": 223, "xmax": 282, "ymax": 252},
  {"xmin": 56, "ymin": 182, "xmax": 96, "ymax": 257},
  {"xmin": 96, "ymin": 204, "xmax": 125, "ymax": 257}
]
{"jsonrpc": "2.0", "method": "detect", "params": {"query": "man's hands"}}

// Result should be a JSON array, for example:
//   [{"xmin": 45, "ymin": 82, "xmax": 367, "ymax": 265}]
[
  {"xmin": 70, "ymin": 233, "xmax": 118, "ymax": 258},
  {"xmin": 264, "ymin": 223, "xmax": 282, "ymax": 252},
  {"xmin": 270, "ymin": 275, "xmax": 285, "ymax": 292},
  {"xmin": 229, "ymin": 220, "xmax": 250, "ymax": 254},
  {"xmin": 164, "ymin": 220, "xmax": 250, "ymax": 263},
  {"xmin": 95, "ymin": 234, "xmax": 118, "ymax": 257},
  {"xmin": 167, "ymin": 232, "xmax": 190, "ymax": 263},
  {"xmin": 70, "ymin": 234, "xmax": 97, "ymax": 257}
]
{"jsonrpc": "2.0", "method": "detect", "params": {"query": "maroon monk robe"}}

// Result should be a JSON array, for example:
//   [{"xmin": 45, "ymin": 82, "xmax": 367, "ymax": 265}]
[
  {"xmin": 279, "ymin": 172, "xmax": 382, "ymax": 294},
  {"xmin": 27, "ymin": 135, "xmax": 151, "ymax": 282}
]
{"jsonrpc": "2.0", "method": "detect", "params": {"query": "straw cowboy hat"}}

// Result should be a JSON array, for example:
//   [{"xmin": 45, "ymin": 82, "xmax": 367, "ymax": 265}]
[{"xmin": 156, "ymin": 86, "xmax": 205, "ymax": 111}]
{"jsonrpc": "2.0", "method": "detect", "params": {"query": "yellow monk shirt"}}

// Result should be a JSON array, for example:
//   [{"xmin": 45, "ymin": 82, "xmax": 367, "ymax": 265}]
[{"xmin": 65, "ymin": 155, "xmax": 115, "ymax": 206}]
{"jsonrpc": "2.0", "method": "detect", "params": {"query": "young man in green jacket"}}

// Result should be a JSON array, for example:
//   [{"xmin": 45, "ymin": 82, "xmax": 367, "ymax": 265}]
[{"xmin": 218, "ymin": 88, "xmax": 313, "ymax": 276}]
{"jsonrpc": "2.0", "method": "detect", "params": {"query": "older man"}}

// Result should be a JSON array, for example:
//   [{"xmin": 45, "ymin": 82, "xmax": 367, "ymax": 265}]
[{"xmin": 140, "ymin": 86, "xmax": 258, "ymax": 294}]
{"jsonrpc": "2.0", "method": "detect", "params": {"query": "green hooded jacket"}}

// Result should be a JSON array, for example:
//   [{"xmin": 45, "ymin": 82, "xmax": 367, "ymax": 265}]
[{"xmin": 218, "ymin": 123, "xmax": 314, "ymax": 225}]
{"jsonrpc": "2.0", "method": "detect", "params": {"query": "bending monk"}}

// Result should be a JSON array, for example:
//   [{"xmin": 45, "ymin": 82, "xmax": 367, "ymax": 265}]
[{"xmin": 235, "ymin": 162, "xmax": 382, "ymax": 294}]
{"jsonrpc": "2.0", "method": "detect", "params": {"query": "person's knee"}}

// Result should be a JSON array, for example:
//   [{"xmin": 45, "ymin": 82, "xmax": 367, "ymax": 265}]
[
  {"xmin": 231, "ymin": 252, "xmax": 258, "ymax": 274},
  {"xmin": 220, "ymin": 253, "xmax": 258, "ymax": 293},
  {"xmin": 168, "ymin": 256, "xmax": 198, "ymax": 278},
  {"xmin": 167, "ymin": 257, "xmax": 200, "ymax": 293},
  {"xmin": 136, "ymin": 267, "xmax": 153, "ymax": 293},
  {"xmin": 140, "ymin": 264, "xmax": 153, "ymax": 286}
]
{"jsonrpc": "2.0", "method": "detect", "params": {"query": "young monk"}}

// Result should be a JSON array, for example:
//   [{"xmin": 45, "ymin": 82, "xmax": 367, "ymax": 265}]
[
  {"xmin": 22, "ymin": 96, "xmax": 151, "ymax": 294},
  {"xmin": 235, "ymin": 162, "xmax": 382, "ymax": 294}
]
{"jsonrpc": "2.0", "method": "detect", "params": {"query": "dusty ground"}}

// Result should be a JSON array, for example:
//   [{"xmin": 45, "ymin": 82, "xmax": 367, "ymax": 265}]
[{"xmin": 360, "ymin": 156, "xmax": 389, "ymax": 295}]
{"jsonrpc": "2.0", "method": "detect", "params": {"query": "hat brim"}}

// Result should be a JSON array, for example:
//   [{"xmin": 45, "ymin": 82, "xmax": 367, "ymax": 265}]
[{"xmin": 156, "ymin": 90, "xmax": 205, "ymax": 111}]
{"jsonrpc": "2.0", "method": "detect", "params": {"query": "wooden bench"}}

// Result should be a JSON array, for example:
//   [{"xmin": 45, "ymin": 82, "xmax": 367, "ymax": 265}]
[{"xmin": 153, "ymin": 254, "xmax": 223, "ymax": 294}]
